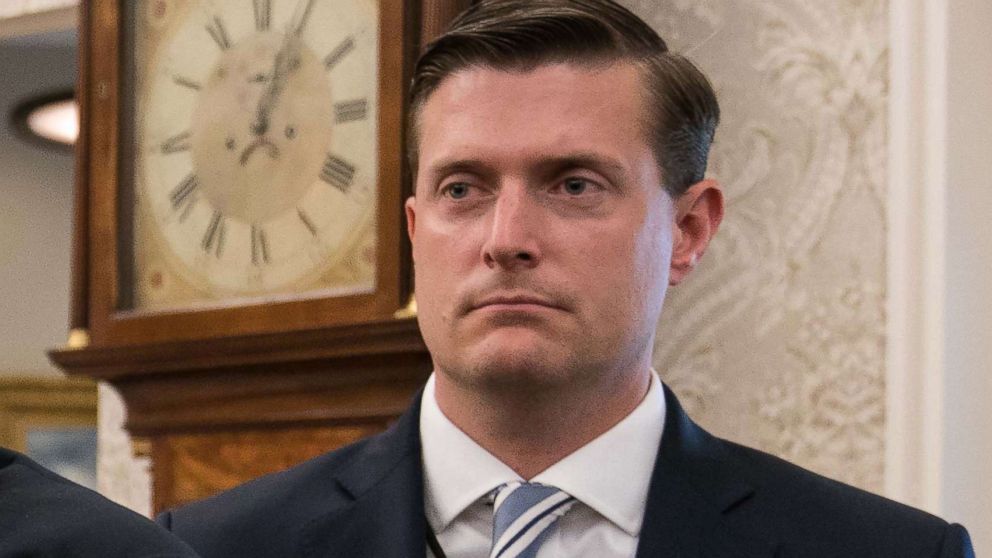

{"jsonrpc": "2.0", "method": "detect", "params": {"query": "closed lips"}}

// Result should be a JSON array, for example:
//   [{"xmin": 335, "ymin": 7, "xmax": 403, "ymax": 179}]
[{"xmin": 473, "ymin": 295, "xmax": 560, "ymax": 310}]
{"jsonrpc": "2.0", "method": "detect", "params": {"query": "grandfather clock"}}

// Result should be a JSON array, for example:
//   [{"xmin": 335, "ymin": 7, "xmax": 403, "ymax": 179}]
[{"xmin": 50, "ymin": 0, "xmax": 471, "ymax": 513}]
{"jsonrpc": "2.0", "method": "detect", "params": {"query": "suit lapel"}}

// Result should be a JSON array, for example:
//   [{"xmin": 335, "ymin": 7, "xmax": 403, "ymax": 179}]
[
  {"xmin": 635, "ymin": 385, "xmax": 778, "ymax": 558},
  {"xmin": 296, "ymin": 385, "xmax": 779, "ymax": 558},
  {"xmin": 300, "ymin": 395, "xmax": 427, "ymax": 558}
]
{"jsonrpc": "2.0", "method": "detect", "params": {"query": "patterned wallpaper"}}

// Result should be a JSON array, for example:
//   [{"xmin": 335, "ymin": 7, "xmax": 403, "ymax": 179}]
[
  {"xmin": 98, "ymin": 0, "xmax": 891, "ymax": 511},
  {"xmin": 97, "ymin": 384, "xmax": 152, "ymax": 515},
  {"xmin": 627, "ymin": 0, "xmax": 889, "ymax": 492}
]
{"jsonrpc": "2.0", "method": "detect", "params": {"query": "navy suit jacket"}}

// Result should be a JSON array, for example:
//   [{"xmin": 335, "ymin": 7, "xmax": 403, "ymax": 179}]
[
  {"xmin": 0, "ymin": 447, "xmax": 199, "ymax": 558},
  {"xmin": 158, "ymin": 385, "xmax": 974, "ymax": 557}
]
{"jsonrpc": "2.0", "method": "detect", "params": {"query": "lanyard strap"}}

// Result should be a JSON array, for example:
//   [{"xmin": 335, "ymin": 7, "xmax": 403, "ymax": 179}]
[{"xmin": 426, "ymin": 523, "xmax": 447, "ymax": 558}]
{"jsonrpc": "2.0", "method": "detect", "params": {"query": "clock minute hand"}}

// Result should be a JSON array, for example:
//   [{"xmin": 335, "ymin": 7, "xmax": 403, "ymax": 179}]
[
  {"xmin": 289, "ymin": 0, "xmax": 317, "ymax": 36},
  {"xmin": 245, "ymin": 39, "xmax": 292, "ymax": 164},
  {"xmin": 251, "ymin": 0, "xmax": 316, "ymax": 137},
  {"xmin": 251, "ymin": 14, "xmax": 306, "ymax": 137}
]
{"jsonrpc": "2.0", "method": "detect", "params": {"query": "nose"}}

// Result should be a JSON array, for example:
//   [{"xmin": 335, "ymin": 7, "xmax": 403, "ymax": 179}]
[{"xmin": 481, "ymin": 184, "xmax": 542, "ymax": 271}]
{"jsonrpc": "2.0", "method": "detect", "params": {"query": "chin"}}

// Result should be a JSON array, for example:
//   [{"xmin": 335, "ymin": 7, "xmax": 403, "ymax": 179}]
[{"xmin": 450, "ymin": 335, "xmax": 589, "ymax": 392}]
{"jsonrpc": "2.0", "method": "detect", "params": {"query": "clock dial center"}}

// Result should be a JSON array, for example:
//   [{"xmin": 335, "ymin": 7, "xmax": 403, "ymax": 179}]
[
  {"xmin": 134, "ymin": 0, "xmax": 380, "ymax": 303},
  {"xmin": 189, "ymin": 31, "xmax": 334, "ymax": 224}
]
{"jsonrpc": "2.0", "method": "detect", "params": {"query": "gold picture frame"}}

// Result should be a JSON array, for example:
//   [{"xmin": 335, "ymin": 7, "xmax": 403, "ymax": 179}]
[{"xmin": 0, "ymin": 376, "xmax": 98, "ymax": 488}]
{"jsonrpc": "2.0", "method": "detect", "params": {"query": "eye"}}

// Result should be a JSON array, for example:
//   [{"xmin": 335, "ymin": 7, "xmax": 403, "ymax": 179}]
[
  {"xmin": 443, "ymin": 182, "xmax": 471, "ymax": 199},
  {"xmin": 562, "ymin": 177, "xmax": 591, "ymax": 195},
  {"xmin": 225, "ymin": 137, "xmax": 236, "ymax": 150},
  {"xmin": 285, "ymin": 126, "xmax": 296, "ymax": 139}
]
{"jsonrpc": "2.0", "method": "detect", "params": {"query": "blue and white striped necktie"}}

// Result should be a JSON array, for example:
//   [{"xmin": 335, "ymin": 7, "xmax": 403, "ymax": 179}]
[{"xmin": 489, "ymin": 482, "xmax": 577, "ymax": 558}]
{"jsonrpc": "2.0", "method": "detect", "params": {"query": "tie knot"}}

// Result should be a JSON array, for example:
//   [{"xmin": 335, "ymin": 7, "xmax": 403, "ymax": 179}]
[{"xmin": 490, "ymin": 482, "xmax": 576, "ymax": 558}]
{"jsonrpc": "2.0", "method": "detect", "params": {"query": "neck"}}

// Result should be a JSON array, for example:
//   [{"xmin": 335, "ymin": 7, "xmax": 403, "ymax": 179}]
[{"xmin": 433, "ymin": 365, "xmax": 652, "ymax": 480}]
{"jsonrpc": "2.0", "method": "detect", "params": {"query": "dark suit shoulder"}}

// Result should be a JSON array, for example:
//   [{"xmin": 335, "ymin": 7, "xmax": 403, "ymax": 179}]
[
  {"xmin": 717, "ymin": 439, "xmax": 968, "ymax": 556},
  {"xmin": 164, "ymin": 434, "xmax": 374, "ymax": 522},
  {"xmin": 0, "ymin": 447, "xmax": 198, "ymax": 557},
  {"xmin": 159, "ymin": 417, "xmax": 419, "ymax": 558}
]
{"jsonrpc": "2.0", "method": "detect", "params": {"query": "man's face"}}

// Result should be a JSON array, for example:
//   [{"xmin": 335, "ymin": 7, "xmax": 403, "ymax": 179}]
[{"xmin": 406, "ymin": 62, "xmax": 676, "ymax": 392}]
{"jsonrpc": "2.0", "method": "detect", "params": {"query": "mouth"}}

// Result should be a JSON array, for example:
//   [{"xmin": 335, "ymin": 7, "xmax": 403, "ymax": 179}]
[
  {"xmin": 239, "ymin": 138, "xmax": 281, "ymax": 165},
  {"xmin": 469, "ymin": 294, "xmax": 564, "ymax": 314}
]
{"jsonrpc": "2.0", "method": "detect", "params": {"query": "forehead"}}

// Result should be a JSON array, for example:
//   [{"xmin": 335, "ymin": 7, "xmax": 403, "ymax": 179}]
[{"xmin": 416, "ymin": 62, "xmax": 650, "ymax": 170}]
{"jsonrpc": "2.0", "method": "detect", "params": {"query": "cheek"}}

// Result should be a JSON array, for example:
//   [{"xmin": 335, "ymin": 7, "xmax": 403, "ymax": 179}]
[
  {"xmin": 412, "ymin": 219, "xmax": 478, "ymax": 310},
  {"xmin": 412, "ymin": 232, "xmax": 452, "ymax": 350},
  {"xmin": 590, "ymin": 213, "xmax": 673, "ymax": 318},
  {"xmin": 414, "ymin": 220, "xmax": 475, "ymax": 271},
  {"xmin": 636, "ymin": 219, "xmax": 673, "ymax": 285},
  {"xmin": 632, "ymin": 214, "xmax": 675, "ymax": 319}
]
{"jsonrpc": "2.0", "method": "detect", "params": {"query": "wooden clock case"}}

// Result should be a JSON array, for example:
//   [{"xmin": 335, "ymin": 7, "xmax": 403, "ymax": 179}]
[{"xmin": 50, "ymin": 0, "xmax": 472, "ymax": 513}]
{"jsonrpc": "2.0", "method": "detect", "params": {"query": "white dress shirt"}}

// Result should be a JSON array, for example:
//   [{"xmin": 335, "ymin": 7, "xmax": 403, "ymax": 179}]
[{"xmin": 420, "ymin": 371, "xmax": 666, "ymax": 558}]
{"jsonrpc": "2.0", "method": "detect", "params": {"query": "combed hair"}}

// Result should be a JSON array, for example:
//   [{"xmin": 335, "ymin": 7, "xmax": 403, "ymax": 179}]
[{"xmin": 407, "ymin": 0, "xmax": 720, "ymax": 196}]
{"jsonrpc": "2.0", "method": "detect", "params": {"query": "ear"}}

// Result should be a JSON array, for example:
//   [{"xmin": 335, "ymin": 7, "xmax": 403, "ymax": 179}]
[
  {"xmin": 669, "ymin": 179, "xmax": 724, "ymax": 286},
  {"xmin": 404, "ymin": 196, "xmax": 417, "ymax": 246}
]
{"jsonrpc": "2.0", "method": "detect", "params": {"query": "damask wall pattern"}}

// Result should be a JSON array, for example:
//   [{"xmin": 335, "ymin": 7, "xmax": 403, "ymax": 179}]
[
  {"xmin": 97, "ymin": 384, "xmax": 152, "ymax": 515},
  {"xmin": 624, "ymin": 0, "xmax": 889, "ymax": 492},
  {"xmin": 97, "ymin": 0, "xmax": 891, "ymax": 512}
]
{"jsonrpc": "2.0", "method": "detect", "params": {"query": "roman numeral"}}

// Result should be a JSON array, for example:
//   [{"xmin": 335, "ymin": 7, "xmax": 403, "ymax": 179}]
[
  {"xmin": 161, "ymin": 131, "xmax": 191, "ymax": 154},
  {"xmin": 254, "ymin": 0, "xmax": 271, "ymax": 31},
  {"xmin": 297, "ymin": 208, "xmax": 318, "ymax": 237},
  {"xmin": 334, "ymin": 99, "xmax": 368, "ymax": 123},
  {"xmin": 206, "ymin": 16, "xmax": 231, "ymax": 50},
  {"xmin": 324, "ymin": 37, "xmax": 355, "ymax": 70},
  {"xmin": 201, "ymin": 210, "xmax": 226, "ymax": 257},
  {"xmin": 170, "ymin": 174, "xmax": 199, "ymax": 221},
  {"xmin": 320, "ymin": 154, "xmax": 355, "ymax": 193},
  {"xmin": 251, "ymin": 225, "xmax": 270, "ymax": 265},
  {"xmin": 173, "ymin": 76, "xmax": 202, "ymax": 91}
]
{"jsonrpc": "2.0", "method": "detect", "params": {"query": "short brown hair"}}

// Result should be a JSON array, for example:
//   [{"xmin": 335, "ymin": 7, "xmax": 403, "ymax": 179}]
[{"xmin": 407, "ymin": 0, "xmax": 720, "ymax": 196}]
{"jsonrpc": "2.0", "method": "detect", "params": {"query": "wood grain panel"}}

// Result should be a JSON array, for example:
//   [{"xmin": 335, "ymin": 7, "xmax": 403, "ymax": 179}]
[{"xmin": 153, "ymin": 424, "xmax": 385, "ymax": 511}]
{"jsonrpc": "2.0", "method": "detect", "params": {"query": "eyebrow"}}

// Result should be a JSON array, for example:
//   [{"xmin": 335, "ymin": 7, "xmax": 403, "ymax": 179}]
[
  {"xmin": 427, "ymin": 158, "xmax": 494, "ymax": 183},
  {"xmin": 534, "ymin": 152, "xmax": 628, "ymax": 180},
  {"xmin": 426, "ymin": 151, "xmax": 629, "ymax": 184}
]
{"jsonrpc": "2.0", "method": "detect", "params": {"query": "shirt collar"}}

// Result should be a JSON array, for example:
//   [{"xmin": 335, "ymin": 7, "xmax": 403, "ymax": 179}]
[
  {"xmin": 532, "ymin": 372, "xmax": 665, "ymax": 536},
  {"xmin": 419, "ymin": 372, "xmax": 666, "ymax": 537},
  {"xmin": 420, "ymin": 375, "xmax": 519, "ymax": 532}
]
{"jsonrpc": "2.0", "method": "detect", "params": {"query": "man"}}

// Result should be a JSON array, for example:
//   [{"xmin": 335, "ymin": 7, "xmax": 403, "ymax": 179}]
[
  {"xmin": 0, "ymin": 446, "xmax": 199, "ymax": 557},
  {"xmin": 157, "ymin": 1, "xmax": 974, "ymax": 556}
]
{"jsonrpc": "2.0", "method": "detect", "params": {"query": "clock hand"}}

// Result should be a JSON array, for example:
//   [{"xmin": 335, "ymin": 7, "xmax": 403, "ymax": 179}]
[
  {"xmin": 289, "ymin": 0, "xmax": 317, "ymax": 36},
  {"xmin": 251, "ymin": 40, "xmax": 294, "ymax": 136},
  {"xmin": 251, "ymin": 0, "xmax": 315, "ymax": 137}
]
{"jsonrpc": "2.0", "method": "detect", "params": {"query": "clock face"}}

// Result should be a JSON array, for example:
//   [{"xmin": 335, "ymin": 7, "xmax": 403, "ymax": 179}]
[{"xmin": 127, "ymin": 0, "xmax": 379, "ymax": 311}]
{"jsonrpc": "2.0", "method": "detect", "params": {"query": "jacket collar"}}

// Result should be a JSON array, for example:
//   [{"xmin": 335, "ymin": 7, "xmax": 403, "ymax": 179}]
[
  {"xmin": 635, "ymin": 384, "xmax": 778, "ymax": 557},
  {"xmin": 300, "ymin": 394, "xmax": 427, "ymax": 558},
  {"xmin": 298, "ymin": 384, "xmax": 777, "ymax": 558}
]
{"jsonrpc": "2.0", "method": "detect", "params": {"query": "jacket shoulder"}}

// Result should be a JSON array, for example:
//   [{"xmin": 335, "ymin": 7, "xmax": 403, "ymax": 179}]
[
  {"xmin": 161, "ymin": 434, "xmax": 371, "ymax": 520},
  {"xmin": 717, "ymin": 439, "xmax": 968, "ymax": 555},
  {"xmin": 0, "ymin": 448, "xmax": 197, "ymax": 557},
  {"xmin": 159, "ymin": 426, "xmax": 406, "ymax": 557}
]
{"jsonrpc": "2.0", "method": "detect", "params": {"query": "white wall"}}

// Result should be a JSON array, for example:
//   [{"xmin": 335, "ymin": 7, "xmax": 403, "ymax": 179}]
[
  {"xmin": 889, "ymin": 0, "xmax": 991, "ymax": 550},
  {"xmin": 0, "ymin": 37, "xmax": 75, "ymax": 375},
  {"xmin": 0, "ymin": 1, "xmax": 76, "ymax": 20},
  {"xmin": 944, "ymin": 0, "xmax": 992, "ymax": 545}
]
